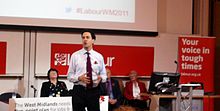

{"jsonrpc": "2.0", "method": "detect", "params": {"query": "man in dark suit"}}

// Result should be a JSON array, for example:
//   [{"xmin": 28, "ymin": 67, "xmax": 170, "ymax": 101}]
[{"xmin": 104, "ymin": 68, "xmax": 122, "ymax": 111}]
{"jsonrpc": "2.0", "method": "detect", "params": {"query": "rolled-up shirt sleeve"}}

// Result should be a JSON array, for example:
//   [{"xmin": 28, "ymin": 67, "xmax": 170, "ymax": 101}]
[
  {"xmin": 67, "ymin": 53, "xmax": 79, "ymax": 83},
  {"xmin": 99, "ymin": 56, "xmax": 107, "ymax": 82}
]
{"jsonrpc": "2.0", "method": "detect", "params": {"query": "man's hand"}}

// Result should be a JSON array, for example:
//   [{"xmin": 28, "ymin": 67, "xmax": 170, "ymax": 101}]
[
  {"xmin": 140, "ymin": 93, "xmax": 150, "ymax": 96},
  {"xmin": 109, "ymin": 99, "xmax": 117, "ymax": 105},
  {"xmin": 96, "ymin": 75, "xmax": 102, "ymax": 84},
  {"xmin": 78, "ymin": 73, "xmax": 91, "ymax": 84},
  {"xmin": 134, "ymin": 95, "xmax": 142, "ymax": 100}
]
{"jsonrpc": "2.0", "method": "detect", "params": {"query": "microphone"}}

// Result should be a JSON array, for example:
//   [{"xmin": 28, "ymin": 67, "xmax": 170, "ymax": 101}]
[
  {"xmin": 174, "ymin": 60, "xmax": 178, "ymax": 64},
  {"xmin": 31, "ymin": 85, "xmax": 37, "ymax": 91},
  {"xmin": 174, "ymin": 60, "xmax": 179, "ymax": 74},
  {"xmin": 31, "ymin": 85, "xmax": 37, "ymax": 97}
]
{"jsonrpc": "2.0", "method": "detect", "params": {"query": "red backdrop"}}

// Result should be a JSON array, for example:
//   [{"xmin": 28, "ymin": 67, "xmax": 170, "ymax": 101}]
[
  {"xmin": 178, "ymin": 36, "xmax": 215, "ymax": 111},
  {"xmin": 178, "ymin": 36, "xmax": 215, "ymax": 92},
  {"xmin": 51, "ymin": 43, "xmax": 154, "ymax": 76},
  {"xmin": 0, "ymin": 42, "xmax": 7, "ymax": 75}
]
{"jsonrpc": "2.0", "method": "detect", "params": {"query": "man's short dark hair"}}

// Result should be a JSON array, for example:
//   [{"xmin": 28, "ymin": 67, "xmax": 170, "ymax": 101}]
[{"xmin": 81, "ymin": 29, "xmax": 96, "ymax": 40}]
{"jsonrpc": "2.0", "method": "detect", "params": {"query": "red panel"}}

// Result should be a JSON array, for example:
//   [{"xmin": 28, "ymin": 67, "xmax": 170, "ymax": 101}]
[
  {"xmin": 178, "ymin": 37, "xmax": 215, "ymax": 92},
  {"xmin": 51, "ymin": 43, "xmax": 154, "ymax": 76},
  {"xmin": 0, "ymin": 42, "xmax": 7, "ymax": 74},
  {"xmin": 178, "ymin": 37, "xmax": 215, "ymax": 111}
]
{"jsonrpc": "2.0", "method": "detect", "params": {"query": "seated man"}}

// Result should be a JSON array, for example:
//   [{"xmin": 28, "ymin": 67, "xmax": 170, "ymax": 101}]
[
  {"xmin": 104, "ymin": 68, "xmax": 123, "ymax": 111},
  {"xmin": 124, "ymin": 70, "xmax": 150, "ymax": 110}
]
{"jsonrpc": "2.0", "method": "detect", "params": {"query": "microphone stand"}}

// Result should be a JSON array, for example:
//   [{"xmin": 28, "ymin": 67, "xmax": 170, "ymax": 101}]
[
  {"xmin": 31, "ymin": 85, "xmax": 37, "ymax": 97},
  {"xmin": 33, "ymin": 89, "xmax": 37, "ymax": 98},
  {"xmin": 174, "ymin": 60, "xmax": 179, "ymax": 74}
]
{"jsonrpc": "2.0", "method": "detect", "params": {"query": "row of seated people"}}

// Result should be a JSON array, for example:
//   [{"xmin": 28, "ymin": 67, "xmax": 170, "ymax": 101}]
[
  {"xmin": 103, "ymin": 68, "xmax": 151, "ymax": 111},
  {"xmin": 40, "ymin": 68, "xmax": 151, "ymax": 111}
]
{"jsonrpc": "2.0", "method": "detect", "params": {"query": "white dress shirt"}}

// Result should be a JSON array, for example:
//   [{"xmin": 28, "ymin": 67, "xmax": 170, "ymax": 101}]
[
  {"xmin": 67, "ymin": 48, "xmax": 107, "ymax": 87},
  {"xmin": 133, "ymin": 82, "xmax": 141, "ymax": 99}
]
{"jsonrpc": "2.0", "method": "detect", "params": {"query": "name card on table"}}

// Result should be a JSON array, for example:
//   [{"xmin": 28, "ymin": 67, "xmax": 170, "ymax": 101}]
[
  {"xmin": 9, "ymin": 97, "xmax": 72, "ymax": 111},
  {"xmin": 99, "ymin": 96, "xmax": 108, "ymax": 111}
]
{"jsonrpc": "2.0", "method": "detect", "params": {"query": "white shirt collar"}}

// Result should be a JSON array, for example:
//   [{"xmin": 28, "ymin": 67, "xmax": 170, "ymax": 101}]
[{"xmin": 82, "ymin": 48, "xmax": 94, "ymax": 54}]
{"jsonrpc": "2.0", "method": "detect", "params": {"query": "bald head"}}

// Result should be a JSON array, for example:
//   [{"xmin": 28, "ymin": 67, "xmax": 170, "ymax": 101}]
[
  {"xmin": 106, "ymin": 68, "xmax": 111, "ymax": 79},
  {"xmin": 129, "ymin": 70, "xmax": 138, "ymax": 81}
]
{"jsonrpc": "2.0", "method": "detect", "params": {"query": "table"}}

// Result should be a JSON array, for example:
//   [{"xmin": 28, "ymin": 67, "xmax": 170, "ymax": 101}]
[{"xmin": 150, "ymin": 94, "xmax": 220, "ymax": 111}]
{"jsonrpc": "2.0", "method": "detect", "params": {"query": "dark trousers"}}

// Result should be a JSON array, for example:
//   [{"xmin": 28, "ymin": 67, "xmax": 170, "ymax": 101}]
[
  {"xmin": 128, "ymin": 99, "xmax": 148, "ymax": 109},
  {"xmin": 71, "ymin": 85, "xmax": 100, "ymax": 111},
  {"xmin": 109, "ymin": 103, "xmax": 119, "ymax": 111}
]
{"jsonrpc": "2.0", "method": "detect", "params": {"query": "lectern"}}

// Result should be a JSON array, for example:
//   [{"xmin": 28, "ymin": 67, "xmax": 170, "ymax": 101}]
[{"xmin": 176, "ymin": 84, "xmax": 201, "ymax": 111}]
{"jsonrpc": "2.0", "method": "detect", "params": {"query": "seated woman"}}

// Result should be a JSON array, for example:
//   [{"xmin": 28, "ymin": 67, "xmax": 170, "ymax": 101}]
[
  {"xmin": 124, "ymin": 70, "xmax": 150, "ymax": 110},
  {"xmin": 40, "ymin": 68, "xmax": 68, "ymax": 97}
]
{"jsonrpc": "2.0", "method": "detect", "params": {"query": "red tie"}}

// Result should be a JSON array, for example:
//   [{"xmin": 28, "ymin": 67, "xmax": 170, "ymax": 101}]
[{"xmin": 86, "ymin": 52, "xmax": 93, "ymax": 88}]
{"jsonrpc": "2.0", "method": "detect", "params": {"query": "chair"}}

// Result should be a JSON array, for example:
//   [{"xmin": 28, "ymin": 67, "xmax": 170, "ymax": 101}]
[
  {"xmin": 0, "ymin": 92, "xmax": 21, "ymax": 104},
  {"xmin": 0, "ymin": 101, "xmax": 9, "ymax": 111}
]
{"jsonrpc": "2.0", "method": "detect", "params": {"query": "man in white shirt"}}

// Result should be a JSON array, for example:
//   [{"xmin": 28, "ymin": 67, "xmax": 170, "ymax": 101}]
[{"xmin": 67, "ymin": 29, "xmax": 107, "ymax": 111}]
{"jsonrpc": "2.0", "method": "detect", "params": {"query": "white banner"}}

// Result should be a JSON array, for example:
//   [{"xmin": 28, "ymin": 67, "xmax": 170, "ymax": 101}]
[
  {"xmin": 9, "ymin": 97, "xmax": 72, "ymax": 111},
  {"xmin": 9, "ymin": 96, "xmax": 109, "ymax": 111},
  {"xmin": 99, "ymin": 96, "xmax": 109, "ymax": 111}
]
